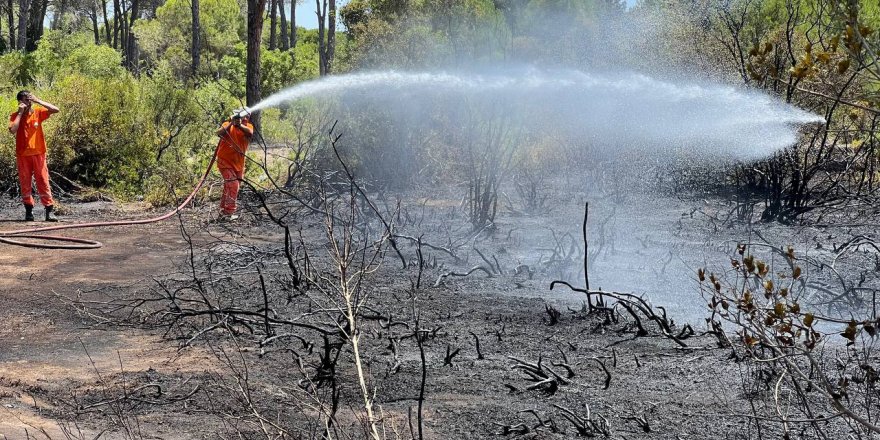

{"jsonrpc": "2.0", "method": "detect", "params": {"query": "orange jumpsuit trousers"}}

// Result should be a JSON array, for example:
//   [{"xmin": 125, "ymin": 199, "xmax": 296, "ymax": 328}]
[
  {"xmin": 219, "ymin": 167, "xmax": 243, "ymax": 215},
  {"xmin": 17, "ymin": 154, "xmax": 54, "ymax": 207}
]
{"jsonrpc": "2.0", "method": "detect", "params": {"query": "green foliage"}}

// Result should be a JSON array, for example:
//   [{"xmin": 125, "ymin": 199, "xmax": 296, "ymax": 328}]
[
  {"xmin": 7, "ymin": 31, "xmax": 127, "ymax": 86},
  {"xmin": 292, "ymin": 37, "xmax": 321, "ymax": 81},
  {"xmin": 341, "ymin": 0, "xmax": 633, "ymax": 69},
  {"xmin": 137, "ymin": 64, "xmax": 235, "ymax": 203},
  {"xmin": 340, "ymin": 0, "xmax": 371, "ymax": 33},
  {"xmin": 258, "ymin": 107, "xmax": 290, "ymax": 141},
  {"xmin": 18, "ymin": 0, "xmax": 859, "ymax": 211},
  {"xmin": 30, "ymin": 30, "xmax": 95, "ymax": 84},
  {"xmin": 0, "ymin": 128, "xmax": 15, "ymax": 196},
  {"xmin": 0, "ymin": 52, "xmax": 36, "ymax": 87},
  {"xmin": 340, "ymin": 0, "xmax": 510, "ymax": 68},
  {"xmin": 520, "ymin": 0, "xmax": 597, "ymax": 23},
  {"xmin": 135, "ymin": 0, "xmax": 244, "ymax": 79},
  {"xmin": 0, "ymin": 0, "xmax": 317, "ymax": 202},
  {"xmin": 260, "ymin": 49, "xmax": 297, "ymax": 97},
  {"xmin": 61, "ymin": 45, "xmax": 126, "ymax": 79},
  {"xmin": 0, "ymin": 95, "xmax": 18, "ymax": 192},
  {"xmin": 217, "ymin": 43, "xmax": 247, "ymax": 96},
  {"xmin": 193, "ymin": 76, "xmax": 243, "ymax": 123},
  {"xmin": 216, "ymin": 38, "xmax": 319, "ymax": 98},
  {"xmin": 47, "ymin": 74, "xmax": 153, "ymax": 193},
  {"xmin": 0, "ymin": 61, "xmax": 229, "ymax": 201}
]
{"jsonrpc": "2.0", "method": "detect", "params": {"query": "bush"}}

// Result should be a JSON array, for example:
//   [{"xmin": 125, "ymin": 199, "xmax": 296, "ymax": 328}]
[
  {"xmin": 0, "ymin": 141, "xmax": 16, "ymax": 197},
  {"xmin": 1, "ymin": 95, "xmax": 23, "ymax": 191},
  {"xmin": 261, "ymin": 49, "xmax": 297, "ymax": 98},
  {"xmin": 60, "ymin": 45, "xmax": 125, "ymax": 79},
  {"xmin": 702, "ymin": 246, "xmax": 880, "ymax": 438},
  {"xmin": 0, "ymin": 52, "xmax": 35, "ymax": 87},
  {"xmin": 0, "ymin": 58, "xmax": 254, "ymax": 204},
  {"xmin": 47, "ymin": 74, "xmax": 153, "ymax": 193},
  {"xmin": 30, "ymin": 30, "xmax": 95, "ymax": 85},
  {"xmin": 217, "ymin": 47, "xmax": 246, "ymax": 97}
]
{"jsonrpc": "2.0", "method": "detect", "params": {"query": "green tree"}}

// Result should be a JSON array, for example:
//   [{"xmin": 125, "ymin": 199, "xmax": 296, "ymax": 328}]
[
  {"xmin": 339, "ymin": 0, "xmax": 510, "ymax": 69},
  {"xmin": 134, "ymin": 0, "xmax": 244, "ymax": 79}
]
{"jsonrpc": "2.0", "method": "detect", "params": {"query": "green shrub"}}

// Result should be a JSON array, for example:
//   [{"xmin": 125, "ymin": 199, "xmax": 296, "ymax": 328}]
[
  {"xmin": 60, "ymin": 45, "xmax": 125, "ymax": 79},
  {"xmin": 47, "ymin": 74, "xmax": 153, "ymax": 194},
  {"xmin": 261, "ymin": 49, "xmax": 297, "ymax": 98},
  {"xmin": 30, "ymin": 30, "xmax": 96, "ymax": 84},
  {"xmin": 0, "ymin": 52, "xmax": 35, "ymax": 87},
  {"xmin": 1, "ymin": 95, "xmax": 22, "ymax": 190},
  {"xmin": 192, "ymin": 76, "xmax": 242, "ymax": 123},
  {"xmin": 0, "ymin": 24, "xmax": 321, "ymax": 203},
  {"xmin": 0, "ymin": 141, "xmax": 16, "ymax": 196},
  {"xmin": 217, "ymin": 44, "xmax": 246, "ymax": 96}
]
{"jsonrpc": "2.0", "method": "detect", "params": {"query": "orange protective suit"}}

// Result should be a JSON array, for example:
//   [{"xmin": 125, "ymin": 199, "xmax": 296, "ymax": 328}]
[
  {"xmin": 215, "ymin": 119, "xmax": 253, "ymax": 215},
  {"xmin": 9, "ymin": 107, "xmax": 54, "ymax": 207}
]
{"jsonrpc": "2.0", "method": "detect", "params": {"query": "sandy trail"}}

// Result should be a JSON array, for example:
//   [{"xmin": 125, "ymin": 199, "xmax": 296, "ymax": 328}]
[{"xmin": 0, "ymin": 215, "xmax": 214, "ymax": 439}]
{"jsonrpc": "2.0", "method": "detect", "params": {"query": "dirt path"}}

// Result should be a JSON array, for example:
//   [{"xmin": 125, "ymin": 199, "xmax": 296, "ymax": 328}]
[{"xmin": 0, "ymin": 213, "xmax": 216, "ymax": 439}]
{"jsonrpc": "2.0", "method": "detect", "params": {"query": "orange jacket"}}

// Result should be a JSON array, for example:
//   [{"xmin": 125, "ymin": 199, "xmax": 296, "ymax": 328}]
[
  {"xmin": 9, "ymin": 107, "xmax": 50, "ymax": 157},
  {"xmin": 215, "ymin": 120, "xmax": 254, "ymax": 172}
]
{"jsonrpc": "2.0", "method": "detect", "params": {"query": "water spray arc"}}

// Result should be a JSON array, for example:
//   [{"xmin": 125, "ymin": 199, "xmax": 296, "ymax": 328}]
[{"xmin": 252, "ymin": 68, "xmax": 824, "ymax": 160}]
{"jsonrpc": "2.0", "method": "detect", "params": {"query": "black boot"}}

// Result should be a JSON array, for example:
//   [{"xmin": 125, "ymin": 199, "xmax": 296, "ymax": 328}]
[
  {"xmin": 45, "ymin": 205, "xmax": 58, "ymax": 222},
  {"xmin": 24, "ymin": 205, "xmax": 34, "ymax": 222}
]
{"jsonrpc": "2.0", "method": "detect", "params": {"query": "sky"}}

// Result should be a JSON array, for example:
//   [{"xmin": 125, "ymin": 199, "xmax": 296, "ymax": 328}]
[{"xmin": 294, "ymin": 1, "xmax": 349, "ymax": 29}]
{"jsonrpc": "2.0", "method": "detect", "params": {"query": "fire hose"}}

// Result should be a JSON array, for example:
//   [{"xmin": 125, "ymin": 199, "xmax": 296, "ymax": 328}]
[{"xmin": 0, "ymin": 152, "xmax": 217, "ymax": 250}]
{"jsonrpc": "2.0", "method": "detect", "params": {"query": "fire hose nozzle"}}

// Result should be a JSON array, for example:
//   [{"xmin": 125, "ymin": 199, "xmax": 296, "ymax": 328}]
[{"xmin": 232, "ymin": 106, "xmax": 252, "ymax": 120}]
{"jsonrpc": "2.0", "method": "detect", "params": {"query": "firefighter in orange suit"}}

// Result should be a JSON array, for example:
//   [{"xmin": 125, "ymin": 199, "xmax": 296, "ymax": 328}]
[
  {"xmin": 9, "ymin": 90, "xmax": 60, "ymax": 222},
  {"xmin": 215, "ymin": 109, "xmax": 254, "ymax": 220}
]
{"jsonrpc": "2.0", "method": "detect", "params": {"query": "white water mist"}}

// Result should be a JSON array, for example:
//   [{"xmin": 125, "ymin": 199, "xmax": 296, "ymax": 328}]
[{"xmin": 252, "ymin": 67, "xmax": 823, "ymax": 160}]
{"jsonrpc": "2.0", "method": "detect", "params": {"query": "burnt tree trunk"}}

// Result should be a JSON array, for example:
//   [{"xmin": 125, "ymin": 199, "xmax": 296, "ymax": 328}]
[
  {"xmin": 316, "ymin": 0, "xmax": 325, "ymax": 75},
  {"xmin": 246, "ymin": 0, "xmax": 267, "ymax": 130},
  {"xmin": 268, "ymin": 0, "xmax": 276, "ymax": 50},
  {"xmin": 112, "ymin": 0, "xmax": 120, "ymax": 48},
  {"xmin": 279, "ymin": 0, "xmax": 288, "ymax": 50},
  {"xmin": 316, "ymin": 0, "xmax": 335, "ymax": 75},
  {"xmin": 89, "ymin": 3, "xmax": 100, "ymax": 43},
  {"xmin": 124, "ymin": 0, "xmax": 139, "ymax": 72},
  {"xmin": 51, "ymin": 0, "xmax": 65, "ymax": 29},
  {"xmin": 101, "ymin": 0, "xmax": 110, "ymax": 44},
  {"xmin": 24, "ymin": 0, "xmax": 46, "ymax": 51},
  {"xmin": 290, "ymin": 0, "xmax": 297, "ymax": 49},
  {"xmin": 7, "ymin": 0, "xmax": 14, "ymax": 50},
  {"xmin": 191, "ymin": 0, "xmax": 200, "ymax": 77},
  {"xmin": 16, "ymin": 0, "xmax": 29, "ymax": 50}
]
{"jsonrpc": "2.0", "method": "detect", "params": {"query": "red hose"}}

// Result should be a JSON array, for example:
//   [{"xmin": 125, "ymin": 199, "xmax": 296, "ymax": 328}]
[{"xmin": 0, "ymin": 153, "xmax": 217, "ymax": 250}]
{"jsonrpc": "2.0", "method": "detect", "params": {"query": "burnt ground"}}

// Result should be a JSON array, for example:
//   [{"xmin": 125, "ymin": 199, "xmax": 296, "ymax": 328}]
[{"xmin": 0, "ymin": 184, "xmax": 876, "ymax": 439}]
